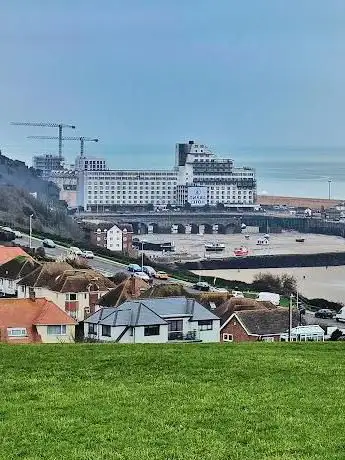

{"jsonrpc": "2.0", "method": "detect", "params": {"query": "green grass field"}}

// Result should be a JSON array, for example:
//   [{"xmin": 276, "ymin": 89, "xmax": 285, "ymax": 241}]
[{"xmin": 1, "ymin": 343, "xmax": 345, "ymax": 460}]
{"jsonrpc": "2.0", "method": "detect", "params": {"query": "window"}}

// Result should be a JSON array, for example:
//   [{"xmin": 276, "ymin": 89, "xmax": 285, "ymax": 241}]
[
  {"xmin": 223, "ymin": 333, "xmax": 233, "ymax": 342},
  {"xmin": 198, "ymin": 320, "xmax": 213, "ymax": 331},
  {"xmin": 102, "ymin": 325, "xmax": 111, "ymax": 337},
  {"xmin": 168, "ymin": 320, "xmax": 183, "ymax": 332},
  {"xmin": 66, "ymin": 293, "xmax": 77, "ymax": 301},
  {"xmin": 144, "ymin": 325, "xmax": 160, "ymax": 336},
  {"xmin": 47, "ymin": 325, "xmax": 66, "ymax": 335},
  {"xmin": 88, "ymin": 323, "xmax": 97, "ymax": 335},
  {"xmin": 7, "ymin": 328, "xmax": 27, "ymax": 337}
]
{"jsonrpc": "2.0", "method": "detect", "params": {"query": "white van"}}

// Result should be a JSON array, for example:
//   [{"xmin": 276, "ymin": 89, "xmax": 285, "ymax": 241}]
[
  {"xmin": 258, "ymin": 292, "xmax": 280, "ymax": 305},
  {"xmin": 336, "ymin": 307, "xmax": 345, "ymax": 323}
]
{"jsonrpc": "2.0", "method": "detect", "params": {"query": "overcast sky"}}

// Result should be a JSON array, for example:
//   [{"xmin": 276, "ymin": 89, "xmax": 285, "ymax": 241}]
[{"xmin": 1, "ymin": 0, "xmax": 345, "ymax": 166}]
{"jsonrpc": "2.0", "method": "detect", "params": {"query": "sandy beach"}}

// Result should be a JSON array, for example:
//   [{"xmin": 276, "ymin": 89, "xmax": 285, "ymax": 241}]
[{"xmin": 193, "ymin": 266, "xmax": 345, "ymax": 303}]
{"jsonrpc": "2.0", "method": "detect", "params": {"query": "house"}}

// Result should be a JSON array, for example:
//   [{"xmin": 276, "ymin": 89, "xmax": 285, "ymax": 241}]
[
  {"xmin": 84, "ymin": 296, "xmax": 220, "ymax": 343},
  {"xmin": 0, "ymin": 297, "xmax": 77, "ymax": 343},
  {"xmin": 17, "ymin": 262, "xmax": 116, "ymax": 321},
  {"xmin": 98, "ymin": 275, "xmax": 149, "ymax": 308},
  {"xmin": 89, "ymin": 223, "xmax": 133, "ymax": 253},
  {"xmin": 0, "ymin": 246, "xmax": 29, "ymax": 265},
  {"xmin": 0, "ymin": 256, "xmax": 40, "ymax": 297},
  {"xmin": 220, "ymin": 308, "xmax": 300, "ymax": 342}
]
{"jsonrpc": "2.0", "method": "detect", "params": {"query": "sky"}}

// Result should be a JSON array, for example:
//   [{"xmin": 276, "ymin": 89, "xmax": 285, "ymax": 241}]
[{"xmin": 1, "ymin": 0, "xmax": 345, "ymax": 169}]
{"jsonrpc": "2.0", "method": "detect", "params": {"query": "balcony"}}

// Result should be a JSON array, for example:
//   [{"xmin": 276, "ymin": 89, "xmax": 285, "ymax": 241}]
[{"xmin": 168, "ymin": 330, "xmax": 201, "ymax": 342}]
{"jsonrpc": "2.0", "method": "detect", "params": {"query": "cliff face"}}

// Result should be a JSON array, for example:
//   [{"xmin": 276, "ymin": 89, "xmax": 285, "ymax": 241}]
[{"xmin": 0, "ymin": 152, "xmax": 82, "ymax": 240}]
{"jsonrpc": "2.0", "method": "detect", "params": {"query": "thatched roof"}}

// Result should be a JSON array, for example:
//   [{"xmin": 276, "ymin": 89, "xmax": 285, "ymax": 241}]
[
  {"xmin": 98, "ymin": 276, "xmax": 149, "ymax": 307},
  {"xmin": 215, "ymin": 297, "xmax": 277, "ymax": 325},
  {"xmin": 139, "ymin": 283, "xmax": 190, "ymax": 299}
]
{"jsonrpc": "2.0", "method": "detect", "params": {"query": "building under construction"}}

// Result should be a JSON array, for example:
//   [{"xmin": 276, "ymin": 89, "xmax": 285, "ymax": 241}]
[{"xmin": 33, "ymin": 154, "xmax": 64, "ymax": 179}]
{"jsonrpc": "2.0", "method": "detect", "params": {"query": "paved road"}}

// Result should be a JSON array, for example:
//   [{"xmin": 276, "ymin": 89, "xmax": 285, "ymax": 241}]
[
  {"xmin": 17, "ymin": 235, "xmax": 127, "ymax": 277},
  {"xmin": 304, "ymin": 310, "xmax": 342, "ymax": 329}
]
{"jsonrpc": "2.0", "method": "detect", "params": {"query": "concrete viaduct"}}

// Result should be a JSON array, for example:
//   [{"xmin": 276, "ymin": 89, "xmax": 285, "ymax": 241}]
[{"xmin": 79, "ymin": 211, "xmax": 345, "ymax": 237}]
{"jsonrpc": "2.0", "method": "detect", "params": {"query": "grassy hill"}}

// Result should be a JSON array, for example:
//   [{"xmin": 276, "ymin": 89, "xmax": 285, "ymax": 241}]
[{"xmin": 1, "ymin": 343, "xmax": 344, "ymax": 460}]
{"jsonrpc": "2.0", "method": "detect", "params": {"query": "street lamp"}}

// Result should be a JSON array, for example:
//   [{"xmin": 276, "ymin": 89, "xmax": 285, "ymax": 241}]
[{"xmin": 29, "ymin": 214, "xmax": 34, "ymax": 249}]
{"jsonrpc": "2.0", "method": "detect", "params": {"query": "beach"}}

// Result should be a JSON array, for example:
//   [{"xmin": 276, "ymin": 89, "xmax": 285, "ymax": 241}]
[{"xmin": 193, "ymin": 266, "xmax": 345, "ymax": 303}]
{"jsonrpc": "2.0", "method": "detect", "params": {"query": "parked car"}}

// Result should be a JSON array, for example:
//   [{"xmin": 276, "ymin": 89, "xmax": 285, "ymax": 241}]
[
  {"xmin": 81, "ymin": 250, "xmax": 94, "ymax": 259},
  {"xmin": 143, "ymin": 265, "xmax": 156, "ymax": 277},
  {"xmin": 232, "ymin": 290, "xmax": 244, "ymax": 298},
  {"xmin": 154, "ymin": 271, "xmax": 169, "ymax": 280},
  {"xmin": 2, "ymin": 227, "xmax": 13, "ymax": 232},
  {"xmin": 69, "ymin": 246, "xmax": 83, "ymax": 256},
  {"xmin": 193, "ymin": 281, "xmax": 210, "ymax": 291},
  {"xmin": 127, "ymin": 263, "xmax": 142, "ymax": 273},
  {"xmin": 134, "ymin": 271, "xmax": 150, "ymax": 282},
  {"xmin": 209, "ymin": 286, "xmax": 228, "ymax": 293},
  {"xmin": 13, "ymin": 230, "xmax": 22, "ymax": 238},
  {"xmin": 315, "ymin": 309, "xmax": 334, "ymax": 319},
  {"xmin": 42, "ymin": 238, "xmax": 56, "ymax": 248}
]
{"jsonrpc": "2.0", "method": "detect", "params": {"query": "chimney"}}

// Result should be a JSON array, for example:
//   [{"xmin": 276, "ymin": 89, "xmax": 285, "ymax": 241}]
[
  {"xmin": 130, "ymin": 275, "xmax": 136, "ymax": 296},
  {"xmin": 29, "ymin": 287, "xmax": 36, "ymax": 301},
  {"xmin": 186, "ymin": 298, "xmax": 194, "ymax": 314}
]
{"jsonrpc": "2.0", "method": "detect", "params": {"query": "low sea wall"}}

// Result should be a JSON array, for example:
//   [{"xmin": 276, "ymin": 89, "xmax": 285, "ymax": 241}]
[{"xmin": 180, "ymin": 251, "xmax": 345, "ymax": 270}]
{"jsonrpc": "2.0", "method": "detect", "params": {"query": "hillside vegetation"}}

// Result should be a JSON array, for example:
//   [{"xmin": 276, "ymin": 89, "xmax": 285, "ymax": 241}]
[
  {"xmin": 0, "ymin": 343, "xmax": 344, "ymax": 460},
  {"xmin": 0, "ymin": 151, "xmax": 82, "ymax": 239}
]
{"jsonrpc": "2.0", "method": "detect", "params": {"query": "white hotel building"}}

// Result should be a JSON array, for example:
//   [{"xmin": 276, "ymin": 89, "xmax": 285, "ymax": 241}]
[{"xmin": 77, "ymin": 141, "xmax": 256, "ymax": 210}]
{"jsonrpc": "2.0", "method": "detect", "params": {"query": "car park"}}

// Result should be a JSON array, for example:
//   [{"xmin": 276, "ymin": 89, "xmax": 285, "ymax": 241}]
[
  {"xmin": 42, "ymin": 239, "xmax": 56, "ymax": 248},
  {"xmin": 315, "ymin": 309, "xmax": 334, "ymax": 319}
]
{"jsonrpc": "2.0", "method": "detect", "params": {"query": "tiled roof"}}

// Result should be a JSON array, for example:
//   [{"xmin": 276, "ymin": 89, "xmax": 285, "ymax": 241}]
[
  {"xmin": 0, "ymin": 246, "xmax": 28, "ymax": 265},
  {"xmin": 98, "ymin": 276, "xmax": 149, "ymax": 307},
  {"xmin": 86, "ymin": 296, "xmax": 219, "ymax": 327},
  {"xmin": 17, "ymin": 262, "xmax": 115, "ymax": 293},
  {"xmin": 85, "ymin": 303, "xmax": 167, "ymax": 327},
  {"xmin": 0, "ymin": 297, "xmax": 77, "ymax": 343},
  {"xmin": 134, "ymin": 296, "xmax": 219, "ymax": 321},
  {"xmin": 0, "ymin": 256, "xmax": 40, "ymax": 280},
  {"xmin": 234, "ymin": 309, "xmax": 300, "ymax": 336}
]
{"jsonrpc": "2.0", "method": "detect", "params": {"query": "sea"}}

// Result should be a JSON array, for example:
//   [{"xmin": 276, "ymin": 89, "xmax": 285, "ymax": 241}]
[{"xmin": 100, "ymin": 145, "xmax": 345, "ymax": 200}]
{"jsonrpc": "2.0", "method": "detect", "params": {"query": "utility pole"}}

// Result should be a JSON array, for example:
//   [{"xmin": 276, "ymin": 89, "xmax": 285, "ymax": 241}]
[
  {"xmin": 29, "ymin": 214, "xmax": 33, "ymax": 249},
  {"xmin": 27, "ymin": 136, "xmax": 99, "ymax": 159},
  {"xmin": 289, "ymin": 293, "xmax": 293, "ymax": 342},
  {"xmin": 11, "ymin": 121, "xmax": 76, "ymax": 159},
  {"xmin": 328, "ymin": 179, "xmax": 332, "ymax": 200},
  {"xmin": 141, "ymin": 241, "xmax": 145, "ymax": 272}
]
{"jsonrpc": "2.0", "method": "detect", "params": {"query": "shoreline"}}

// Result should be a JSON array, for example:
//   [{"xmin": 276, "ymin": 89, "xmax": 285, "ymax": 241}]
[{"xmin": 257, "ymin": 194, "xmax": 341, "ymax": 209}]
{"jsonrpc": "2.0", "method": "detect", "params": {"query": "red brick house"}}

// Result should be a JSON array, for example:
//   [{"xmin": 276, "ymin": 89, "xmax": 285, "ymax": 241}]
[{"xmin": 220, "ymin": 309, "xmax": 300, "ymax": 342}]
